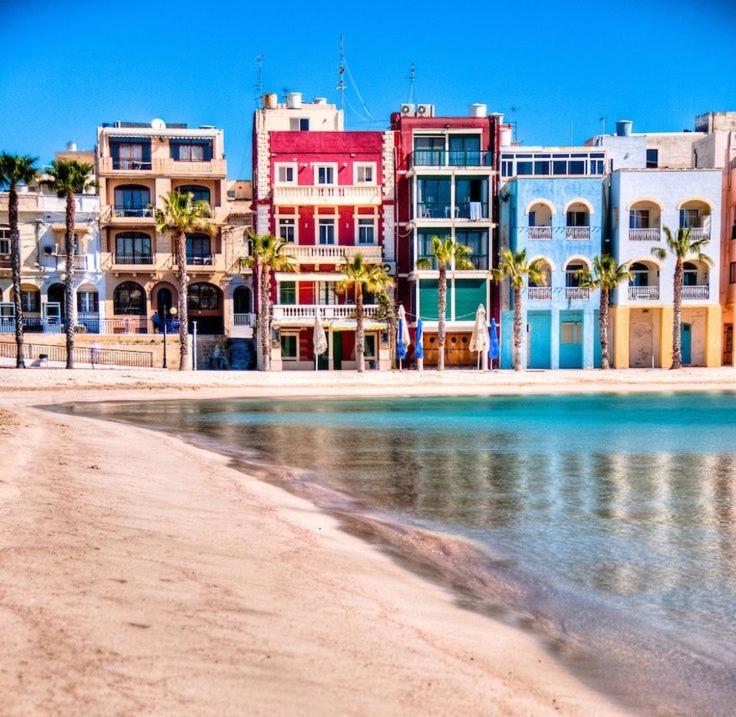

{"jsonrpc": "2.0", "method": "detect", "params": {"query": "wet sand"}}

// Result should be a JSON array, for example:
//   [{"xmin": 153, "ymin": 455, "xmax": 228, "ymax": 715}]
[{"xmin": 0, "ymin": 371, "xmax": 642, "ymax": 715}]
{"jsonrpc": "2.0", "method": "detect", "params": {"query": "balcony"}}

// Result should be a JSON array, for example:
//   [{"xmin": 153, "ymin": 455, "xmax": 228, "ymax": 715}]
[
  {"xmin": 186, "ymin": 254, "xmax": 214, "ymax": 266},
  {"xmin": 628, "ymin": 286, "xmax": 660, "ymax": 301},
  {"xmin": 98, "ymin": 156, "xmax": 226, "ymax": 177},
  {"xmin": 284, "ymin": 244, "xmax": 383, "ymax": 264},
  {"xmin": 113, "ymin": 207, "xmax": 154, "ymax": 218},
  {"xmin": 527, "ymin": 226, "xmax": 552, "ymax": 240},
  {"xmin": 565, "ymin": 287, "xmax": 590, "ymax": 300},
  {"xmin": 272, "ymin": 304, "xmax": 381, "ymax": 322},
  {"xmin": 629, "ymin": 228, "xmax": 660, "ymax": 241},
  {"xmin": 233, "ymin": 313, "xmax": 256, "ymax": 326},
  {"xmin": 40, "ymin": 253, "xmax": 90, "ymax": 272},
  {"xmin": 682, "ymin": 227, "xmax": 710, "ymax": 241},
  {"xmin": 566, "ymin": 226, "xmax": 590, "ymax": 240},
  {"xmin": 272, "ymin": 184, "xmax": 381, "ymax": 206},
  {"xmin": 682, "ymin": 285, "xmax": 709, "ymax": 300},
  {"xmin": 410, "ymin": 150, "xmax": 492, "ymax": 168},
  {"xmin": 113, "ymin": 253, "xmax": 154, "ymax": 266},
  {"xmin": 528, "ymin": 286, "xmax": 552, "ymax": 300},
  {"xmin": 416, "ymin": 202, "xmax": 489, "ymax": 220}
]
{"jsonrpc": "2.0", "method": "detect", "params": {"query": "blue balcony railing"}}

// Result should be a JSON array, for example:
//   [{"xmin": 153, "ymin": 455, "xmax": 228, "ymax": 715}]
[{"xmin": 411, "ymin": 150, "xmax": 492, "ymax": 168}]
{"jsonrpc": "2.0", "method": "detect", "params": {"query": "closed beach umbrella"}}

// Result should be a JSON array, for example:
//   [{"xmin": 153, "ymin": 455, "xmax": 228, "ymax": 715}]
[
  {"xmin": 415, "ymin": 318, "xmax": 424, "ymax": 370},
  {"xmin": 397, "ymin": 305, "xmax": 410, "ymax": 368},
  {"xmin": 313, "ymin": 308, "xmax": 328, "ymax": 370},
  {"xmin": 470, "ymin": 304, "xmax": 490, "ymax": 370},
  {"xmin": 489, "ymin": 317, "xmax": 500, "ymax": 368}
]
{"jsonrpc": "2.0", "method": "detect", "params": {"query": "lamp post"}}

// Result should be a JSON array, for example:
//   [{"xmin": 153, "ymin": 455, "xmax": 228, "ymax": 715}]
[{"xmin": 162, "ymin": 305, "xmax": 178, "ymax": 369}]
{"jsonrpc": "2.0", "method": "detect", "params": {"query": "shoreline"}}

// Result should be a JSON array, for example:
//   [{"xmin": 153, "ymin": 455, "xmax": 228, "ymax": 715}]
[{"xmin": 0, "ymin": 379, "xmax": 633, "ymax": 715}]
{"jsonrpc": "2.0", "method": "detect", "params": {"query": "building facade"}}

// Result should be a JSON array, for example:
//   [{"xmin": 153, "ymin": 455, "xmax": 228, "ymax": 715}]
[
  {"xmin": 391, "ymin": 104, "xmax": 506, "ymax": 366},
  {"xmin": 252, "ymin": 93, "xmax": 393, "ymax": 370},
  {"xmin": 498, "ymin": 147, "xmax": 606, "ymax": 368}
]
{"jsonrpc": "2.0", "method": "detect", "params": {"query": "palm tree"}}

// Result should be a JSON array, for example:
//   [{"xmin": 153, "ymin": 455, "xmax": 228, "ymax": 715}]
[
  {"xmin": 239, "ymin": 232, "xmax": 295, "ymax": 371},
  {"xmin": 0, "ymin": 153, "xmax": 38, "ymax": 367},
  {"xmin": 493, "ymin": 248, "xmax": 545, "ymax": 371},
  {"xmin": 416, "ymin": 236, "xmax": 473, "ymax": 370},
  {"xmin": 338, "ymin": 254, "xmax": 391, "ymax": 373},
  {"xmin": 651, "ymin": 226, "xmax": 712, "ymax": 369},
  {"xmin": 155, "ymin": 191, "xmax": 213, "ymax": 371},
  {"xmin": 43, "ymin": 160, "xmax": 95, "ymax": 369},
  {"xmin": 579, "ymin": 255, "xmax": 631, "ymax": 369}
]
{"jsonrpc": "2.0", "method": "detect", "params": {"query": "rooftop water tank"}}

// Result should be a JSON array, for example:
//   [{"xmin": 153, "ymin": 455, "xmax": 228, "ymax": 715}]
[
  {"xmin": 500, "ymin": 126, "xmax": 513, "ymax": 147},
  {"xmin": 469, "ymin": 103, "xmax": 487, "ymax": 117},
  {"xmin": 616, "ymin": 120, "xmax": 633, "ymax": 137},
  {"xmin": 313, "ymin": 97, "xmax": 327, "ymax": 105},
  {"xmin": 286, "ymin": 91, "xmax": 303, "ymax": 109},
  {"xmin": 263, "ymin": 93, "xmax": 277, "ymax": 109},
  {"xmin": 66, "ymin": 141, "xmax": 77, "ymax": 151}
]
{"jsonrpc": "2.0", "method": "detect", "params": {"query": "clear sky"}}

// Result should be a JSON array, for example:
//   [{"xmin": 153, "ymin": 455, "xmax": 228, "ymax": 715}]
[{"xmin": 1, "ymin": 0, "xmax": 734, "ymax": 178}]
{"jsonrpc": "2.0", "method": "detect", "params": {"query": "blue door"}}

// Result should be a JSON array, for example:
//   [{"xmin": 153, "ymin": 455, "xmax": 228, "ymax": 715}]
[
  {"xmin": 559, "ymin": 310, "xmax": 584, "ymax": 368},
  {"xmin": 527, "ymin": 311, "xmax": 552, "ymax": 369},
  {"xmin": 681, "ymin": 323, "xmax": 692, "ymax": 365}
]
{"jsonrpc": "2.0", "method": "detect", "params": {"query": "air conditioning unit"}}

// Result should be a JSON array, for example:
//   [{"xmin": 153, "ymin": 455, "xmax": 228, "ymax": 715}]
[
  {"xmin": 383, "ymin": 260, "xmax": 397, "ymax": 276},
  {"xmin": 400, "ymin": 104, "xmax": 415, "ymax": 116},
  {"xmin": 416, "ymin": 104, "xmax": 435, "ymax": 117}
]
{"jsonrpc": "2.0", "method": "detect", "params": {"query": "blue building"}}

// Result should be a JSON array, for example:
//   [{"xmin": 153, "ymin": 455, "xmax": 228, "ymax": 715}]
[{"xmin": 498, "ymin": 148, "xmax": 606, "ymax": 369}]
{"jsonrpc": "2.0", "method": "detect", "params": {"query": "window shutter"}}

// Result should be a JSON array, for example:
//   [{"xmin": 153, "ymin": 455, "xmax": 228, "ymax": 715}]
[{"xmin": 170, "ymin": 142, "xmax": 180, "ymax": 161}]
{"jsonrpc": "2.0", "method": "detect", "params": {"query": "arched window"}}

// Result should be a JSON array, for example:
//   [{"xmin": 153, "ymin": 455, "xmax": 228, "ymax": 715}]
[
  {"xmin": 177, "ymin": 184, "xmax": 211, "ymax": 204},
  {"xmin": 115, "ymin": 232, "xmax": 152, "ymax": 264},
  {"xmin": 114, "ymin": 282, "xmax": 146, "ymax": 315},
  {"xmin": 47, "ymin": 283, "xmax": 66, "ymax": 317},
  {"xmin": 683, "ymin": 261, "xmax": 699, "ymax": 287},
  {"xmin": 188, "ymin": 283, "xmax": 220, "ymax": 311},
  {"xmin": 629, "ymin": 262, "xmax": 650, "ymax": 287},
  {"xmin": 113, "ymin": 185, "xmax": 151, "ymax": 217},
  {"xmin": 186, "ymin": 233, "xmax": 212, "ymax": 265},
  {"xmin": 233, "ymin": 286, "xmax": 252, "ymax": 314},
  {"xmin": 565, "ymin": 262, "xmax": 586, "ymax": 287}
]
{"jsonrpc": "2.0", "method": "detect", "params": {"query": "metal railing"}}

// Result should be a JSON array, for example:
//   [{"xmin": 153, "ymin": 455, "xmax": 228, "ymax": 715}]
[
  {"xmin": 566, "ymin": 226, "xmax": 591, "ymax": 240},
  {"xmin": 528, "ymin": 286, "xmax": 552, "ymax": 300},
  {"xmin": 273, "ymin": 304, "xmax": 381, "ymax": 320},
  {"xmin": 113, "ymin": 253, "xmax": 154, "ymax": 265},
  {"xmin": 629, "ymin": 228, "xmax": 660, "ymax": 241},
  {"xmin": 565, "ymin": 287, "xmax": 590, "ymax": 300},
  {"xmin": 628, "ymin": 286, "xmax": 660, "ymax": 301},
  {"xmin": 186, "ymin": 254, "xmax": 214, "ymax": 266},
  {"xmin": 0, "ymin": 341, "xmax": 153, "ymax": 368},
  {"xmin": 113, "ymin": 207, "xmax": 153, "ymax": 217},
  {"xmin": 112, "ymin": 159, "xmax": 153, "ymax": 171},
  {"xmin": 527, "ymin": 226, "xmax": 552, "ymax": 240},
  {"xmin": 682, "ymin": 285, "xmax": 709, "ymax": 300},
  {"xmin": 0, "ymin": 316, "xmax": 150, "ymax": 334},
  {"xmin": 682, "ymin": 227, "xmax": 710, "ymax": 240},
  {"xmin": 234, "ymin": 313, "xmax": 256, "ymax": 326},
  {"xmin": 410, "ymin": 150, "xmax": 492, "ymax": 168},
  {"xmin": 456, "ymin": 202, "xmax": 489, "ymax": 220},
  {"xmin": 40, "ymin": 253, "xmax": 89, "ymax": 271}
]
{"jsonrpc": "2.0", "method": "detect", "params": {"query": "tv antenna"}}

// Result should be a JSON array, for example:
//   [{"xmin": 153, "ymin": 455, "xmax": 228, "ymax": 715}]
[
  {"xmin": 337, "ymin": 35, "xmax": 346, "ymax": 111},
  {"xmin": 599, "ymin": 116, "xmax": 606, "ymax": 135},
  {"xmin": 255, "ymin": 54, "xmax": 264, "ymax": 105},
  {"xmin": 408, "ymin": 63, "xmax": 416, "ymax": 104}
]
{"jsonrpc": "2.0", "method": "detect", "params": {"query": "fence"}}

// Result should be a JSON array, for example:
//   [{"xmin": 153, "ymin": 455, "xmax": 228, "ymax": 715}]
[{"xmin": 0, "ymin": 341, "xmax": 154, "ymax": 368}]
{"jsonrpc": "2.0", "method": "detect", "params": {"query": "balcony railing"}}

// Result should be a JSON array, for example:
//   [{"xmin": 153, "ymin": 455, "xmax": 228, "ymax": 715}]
[
  {"xmin": 629, "ymin": 228, "xmax": 660, "ymax": 241},
  {"xmin": 527, "ymin": 226, "xmax": 552, "ymax": 240},
  {"xmin": 112, "ymin": 159, "xmax": 152, "ymax": 171},
  {"xmin": 186, "ymin": 254, "xmax": 214, "ymax": 266},
  {"xmin": 682, "ymin": 285, "xmax": 709, "ymax": 300},
  {"xmin": 681, "ymin": 227, "xmax": 710, "ymax": 241},
  {"xmin": 113, "ymin": 253, "xmax": 154, "ymax": 265},
  {"xmin": 113, "ymin": 207, "xmax": 153, "ymax": 218},
  {"xmin": 284, "ymin": 244, "xmax": 383, "ymax": 264},
  {"xmin": 40, "ymin": 253, "xmax": 89, "ymax": 271},
  {"xmin": 0, "ymin": 315, "xmax": 149, "ymax": 335},
  {"xmin": 628, "ymin": 286, "xmax": 660, "ymax": 301},
  {"xmin": 410, "ymin": 150, "xmax": 492, "ymax": 168},
  {"xmin": 234, "ymin": 313, "xmax": 256, "ymax": 326},
  {"xmin": 456, "ymin": 202, "xmax": 489, "ymax": 220},
  {"xmin": 565, "ymin": 287, "xmax": 590, "ymax": 300},
  {"xmin": 415, "ymin": 254, "xmax": 488, "ymax": 271},
  {"xmin": 528, "ymin": 286, "xmax": 552, "ymax": 300},
  {"xmin": 99, "ymin": 157, "xmax": 226, "ymax": 176},
  {"xmin": 272, "ymin": 184, "xmax": 381, "ymax": 206},
  {"xmin": 566, "ymin": 226, "xmax": 590, "ymax": 240},
  {"xmin": 272, "ymin": 304, "xmax": 381, "ymax": 321},
  {"xmin": 416, "ymin": 202, "xmax": 489, "ymax": 220}
]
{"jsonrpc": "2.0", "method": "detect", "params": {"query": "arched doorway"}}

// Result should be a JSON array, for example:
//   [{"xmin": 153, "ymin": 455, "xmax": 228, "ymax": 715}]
[
  {"xmin": 187, "ymin": 282, "xmax": 223, "ymax": 334},
  {"xmin": 233, "ymin": 286, "xmax": 252, "ymax": 315},
  {"xmin": 47, "ymin": 283, "xmax": 65, "ymax": 317}
]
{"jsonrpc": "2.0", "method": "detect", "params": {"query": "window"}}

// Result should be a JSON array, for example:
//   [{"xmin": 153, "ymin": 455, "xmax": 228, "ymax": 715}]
[
  {"xmin": 630, "ymin": 209, "xmax": 650, "ymax": 229},
  {"xmin": 113, "ymin": 282, "xmax": 146, "ymax": 315},
  {"xmin": 354, "ymin": 163, "xmax": 375, "ymax": 184},
  {"xmin": 170, "ymin": 140, "xmax": 212, "ymax": 162},
  {"xmin": 289, "ymin": 118, "xmax": 309, "ymax": 131},
  {"xmin": 278, "ymin": 217, "xmax": 296, "ymax": 243},
  {"xmin": 357, "ymin": 218, "xmax": 376, "ymax": 245},
  {"xmin": 112, "ymin": 141, "xmax": 150, "ymax": 170},
  {"xmin": 177, "ymin": 184, "xmax": 210, "ymax": 204},
  {"xmin": 316, "ymin": 165, "xmax": 335, "ymax": 185},
  {"xmin": 317, "ymin": 282, "xmax": 337, "ymax": 305},
  {"xmin": 233, "ymin": 286, "xmax": 252, "ymax": 314},
  {"xmin": 561, "ymin": 322, "xmax": 583, "ymax": 345},
  {"xmin": 280, "ymin": 333, "xmax": 298, "ymax": 360},
  {"xmin": 318, "ymin": 218, "xmax": 336, "ymax": 245},
  {"xmin": 115, "ymin": 232, "xmax": 152, "ymax": 264},
  {"xmin": 114, "ymin": 185, "xmax": 151, "ymax": 216},
  {"xmin": 364, "ymin": 334, "xmax": 376, "ymax": 359},
  {"xmin": 0, "ymin": 227, "xmax": 10, "ymax": 254},
  {"xmin": 730, "ymin": 263, "xmax": 736, "ymax": 284},
  {"xmin": 567, "ymin": 210, "xmax": 590, "ymax": 227},
  {"xmin": 565, "ymin": 263, "xmax": 586, "ymax": 287},
  {"xmin": 187, "ymin": 283, "xmax": 220, "ymax": 310},
  {"xmin": 455, "ymin": 230, "xmax": 488, "ymax": 269},
  {"xmin": 680, "ymin": 209, "xmax": 700, "ymax": 228},
  {"xmin": 279, "ymin": 281, "xmax": 296, "ymax": 305},
  {"xmin": 275, "ymin": 164, "xmax": 297, "ymax": 184},
  {"xmin": 77, "ymin": 291, "xmax": 99, "ymax": 314},
  {"xmin": 449, "ymin": 135, "xmax": 482, "ymax": 165},
  {"xmin": 186, "ymin": 233, "xmax": 212, "ymax": 264},
  {"xmin": 629, "ymin": 262, "xmax": 650, "ymax": 287},
  {"xmin": 21, "ymin": 289, "xmax": 40, "ymax": 313},
  {"xmin": 683, "ymin": 262, "xmax": 699, "ymax": 287},
  {"xmin": 417, "ymin": 178, "xmax": 451, "ymax": 218},
  {"xmin": 646, "ymin": 149, "xmax": 659, "ymax": 169}
]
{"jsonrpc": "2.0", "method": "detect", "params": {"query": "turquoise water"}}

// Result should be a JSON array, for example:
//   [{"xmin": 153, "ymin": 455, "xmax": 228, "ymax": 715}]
[{"xmin": 68, "ymin": 393, "xmax": 736, "ymax": 715}]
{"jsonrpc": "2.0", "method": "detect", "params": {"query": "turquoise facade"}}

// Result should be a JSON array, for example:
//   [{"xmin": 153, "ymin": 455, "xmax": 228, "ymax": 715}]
[{"xmin": 499, "ymin": 176, "xmax": 605, "ymax": 369}]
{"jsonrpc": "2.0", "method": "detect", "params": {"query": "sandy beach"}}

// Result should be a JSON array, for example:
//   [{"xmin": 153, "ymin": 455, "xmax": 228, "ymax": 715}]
[{"xmin": 2, "ymin": 367, "xmax": 734, "ymax": 715}]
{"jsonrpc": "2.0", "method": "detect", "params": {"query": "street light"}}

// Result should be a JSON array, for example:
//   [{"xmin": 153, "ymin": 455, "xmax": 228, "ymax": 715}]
[{"xmin": 162, "ymin": 305, "xmax": 178, "ymax": 369}]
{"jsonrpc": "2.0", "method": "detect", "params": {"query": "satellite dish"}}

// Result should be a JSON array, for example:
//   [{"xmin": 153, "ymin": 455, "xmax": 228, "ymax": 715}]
[{"xmin": 151, "ymin": 118, "xmax": 166, "ymax": 129}]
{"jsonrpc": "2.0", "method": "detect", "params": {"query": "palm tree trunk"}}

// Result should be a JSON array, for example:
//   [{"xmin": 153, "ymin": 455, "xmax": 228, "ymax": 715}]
[
  {"xmin": 438, "ymin": 266, "xmax": 447, "ymax": 371},
  {"xmin": 671, "ymin": 258, "xmax": 683, "ymax": 369},
  {"xmin": 513, "ymin": 285, "xmax": 523, "ymax": 371},
  {"xmin": 261, "ymin": 264, "xmax": 271, "ymax": 371},
  {"xmin": 175, "ymin": 230, "xmax": 191, "ymax": 371},
  {"xmin": 599, "ymin": 287, "xmax": 610, "ymax": 370},
  {"xmin": 64, "ymin": 192, "xmax": 76, "ymax": 369},
  {"xmin": 355, "ymin": 283, "xmax": 365, "ymax": 373},
  {"xmin": 8, "ymin": 183, "xmax": 24, "ymax": 368}
]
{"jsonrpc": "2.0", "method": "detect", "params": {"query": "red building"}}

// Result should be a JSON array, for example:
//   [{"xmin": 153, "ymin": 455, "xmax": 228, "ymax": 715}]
[
  {"xmin": 391, "ymin": 104, "xmax": 509, "ymax": 366},
  {"xmin": 252, "ymin": 93, "xmax": 394, "ymax": 370}
]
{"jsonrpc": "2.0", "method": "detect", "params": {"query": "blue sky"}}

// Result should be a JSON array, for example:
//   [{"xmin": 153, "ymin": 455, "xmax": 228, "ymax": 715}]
[{"xmin": 1, "ymin": 0, "xmax": 734, "ymax": 178}]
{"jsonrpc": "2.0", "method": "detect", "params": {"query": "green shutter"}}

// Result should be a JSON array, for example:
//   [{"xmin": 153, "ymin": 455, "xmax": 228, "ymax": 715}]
[
  {"xmin": 418, "ymin": 280, "xmax": 439, "ymax": 320},
  {"xmin": 280, "ymin": 281, "xmax": 296, "ymax": 305},
  {"xmin": 454, "ymin": 279, "xmax": 486, "ymax": 321}
]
